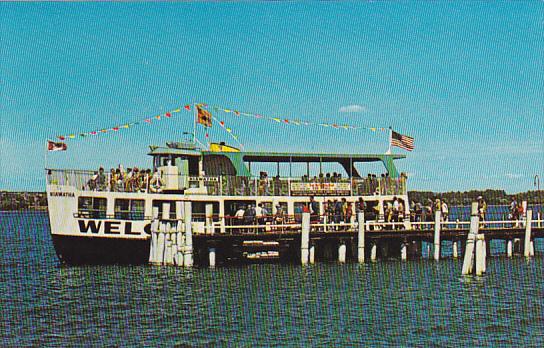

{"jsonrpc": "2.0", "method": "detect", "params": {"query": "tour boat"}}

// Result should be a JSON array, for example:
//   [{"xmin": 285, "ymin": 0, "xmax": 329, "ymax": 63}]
[{"xmin": 46, "ymin": 141, "xmax": 408, "ymax": 264}]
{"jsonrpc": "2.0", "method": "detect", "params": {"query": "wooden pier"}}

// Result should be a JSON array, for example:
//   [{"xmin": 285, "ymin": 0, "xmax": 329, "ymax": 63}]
[{"xmin": 148, "ymin": 202, "xmax": 543, "ymax": 273}]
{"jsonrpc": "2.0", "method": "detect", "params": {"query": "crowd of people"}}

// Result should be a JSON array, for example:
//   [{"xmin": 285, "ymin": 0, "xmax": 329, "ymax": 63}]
[{"xmin": 86, "ymin": 166, "xmax": 164, "ymax": 193}]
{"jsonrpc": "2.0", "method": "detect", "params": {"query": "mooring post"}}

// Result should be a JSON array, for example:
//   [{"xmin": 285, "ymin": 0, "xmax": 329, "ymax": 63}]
[
  {"xmin": 452, "ymin": 241, "xmax": 458, "ymax": 258},
  {"xmin": 309, "ymin": 244, "xmax": 315, "ymax": 264},
  {"xmin": 183, "ymin": 201, "xmax": 193, "ymax": 267},
  {"xmin": 338, "ymin": 242, "xmax": 346, "ymax": 263},
  {"xmin": 475, "ymin": 234, "xmax": 486, "ymax": 276},
  {"xmin": 301, "ymin": 212, "xmax": 310, "ymax": 265},
  {"xmin": 175, "ymin": 201, "xmax": 184, "ymax": 266},
  {"xmin": 524, "ymin": 210, "xmax": 533, "ymax": 257},
  {"xmin": 357, "ymin": 212, "xmax": 365, "ymax": 264},
  {"xmin": 507, "ymin": 239, "xmax": 513, "ymax": 257},
  {"xmin": 462, "ymin": 202, "xmax": 479, "ymax": 275},
  {"xmin": 157, "ymin": 222, "xmax": 166, "ymax": 265},
  {"xmin": 149, "ymin": 206, "xmax": 160, "ymax": 264},
  {"xmin": 209, "ymin": 247, "xmax": 216, "ymax": 268},
  {"xmin": 401, "ymin": 242, "xmax": 407, "ymax": 261},
  {"xmin": 205, "ymin": 203, "xmax": 214, "ymax": 235},
  {"xmin": 433, "ymin": 210, "xmax": 441, "ymax": 261},
  {"xmin": 164, "ymin": 222, "xmax": 172, "ymax": 265},
  {"xmin": 370, "ymin": 242, "xmax": 377, "ymax": 262}
]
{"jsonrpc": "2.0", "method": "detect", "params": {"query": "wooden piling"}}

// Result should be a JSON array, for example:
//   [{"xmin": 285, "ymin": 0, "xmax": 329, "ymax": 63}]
[
  {"xmin": 507, "ymin": 239, "xmax": 513, "ymax": 257},
  {"xmin": 309, "ymin": 245, "xmax": 315, "ymax": 264},
  {"xmin": 524, "ymin": 210, "xmax": 533, "ymax": 257},
  {"xmin": 452, "ymin": 241, "xmax": 458, "ymax": 258},
  {"xmin": 157, "ymin": 222, "xmax": 166, "ymax": 265},
  {"xmin": 149, "ymin": 206, "xmax": 159, "ymax": 264},
  {"xmin": 370, "ymin": 242, "xmax": 377, "ymax": 262},
  {"xmin": 475, "ymin": 234, "xmax": 486, "ymax": 276},
  {"xmin": 164, "ymin": 222, "xmax": 172, "ymax": 265},
  {"xmin": 209, "ymin": 247, "xmax": 216, "ymax": 268},
  {"xmin": 462, "ymin": 202, "xmax": 479, "ymax": 275},
  {"xmin": 301, "ymin": 212, "xmax": 310, "ymax": 265},
  {"xmin": 338, "ymin": 243, "xmax": 346, "ymax": 263},
  {"xmin": 175, "ymin": 202, "xmax": 184, "ymax": 266},
  {"xmin": 183, "ymin": 201, "xmax": 193, "ymax": 267},
  {"xmin": 401, "ymin": 242, "xmax": 407, "ymax": 261},
  {"xmin": 205, "ymin": 203, "xmax": 213, "ymax": 235},
  {"xmin": 433, "ymin": 210, "xmax": 441, "ymax": 261},
  {"xmin": 357, "ymin": 212, "xmax": 365, "ymax": 264}
]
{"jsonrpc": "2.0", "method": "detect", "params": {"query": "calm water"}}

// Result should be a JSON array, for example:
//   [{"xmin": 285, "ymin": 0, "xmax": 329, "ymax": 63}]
[{"xmin": 1, "ymin": 211, "xmax": 543, "ymax": 347}]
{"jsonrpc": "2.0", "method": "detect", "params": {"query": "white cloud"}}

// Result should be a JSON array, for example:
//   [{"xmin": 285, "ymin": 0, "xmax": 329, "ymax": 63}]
[
  {"xmin": 338, "ymin": 104, "xmax": 368, "ymax": 113},
  {"xmin": 505, "ymin": 173, "xmax": 524, "ymax": 179}
]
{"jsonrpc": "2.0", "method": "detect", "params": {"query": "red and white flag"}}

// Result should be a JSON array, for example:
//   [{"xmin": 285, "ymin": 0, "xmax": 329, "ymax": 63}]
[
  {"xmin": 47, "ymin": 140, "xmax": 67, "ymax": 152},
  {"xmin": 390, "ymin": 130, "xmax": 414, "ymax": 151}
]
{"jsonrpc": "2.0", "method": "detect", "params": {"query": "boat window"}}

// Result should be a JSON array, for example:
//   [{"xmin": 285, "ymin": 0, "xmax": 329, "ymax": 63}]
[
  {"xmin": 259, "ymin": 201, "xmax": 273, "ymax": 216},
  {"xmin": 225, "ymin": 200, "xmax": 256, "ymax": 216},
  {"xmin": 192, "ymin": 201, "xmax": 220, "ymax": 222},
  {"xmin": 294, "ymin": 202, "xmax": 308, "ymax": 222},
  {"xmin": 78, "ymin": 197, "xmax": 107, "ymax": 219},
  {"xmin": 114, "ymin": 199, "xmax": 145, "ymax": 220},
  {"xmin": 276, "ymin": 202, "xmax": 288, "ymax": 215},
  {"xmin": 152, "ymin": 200, "xmax": 178, "ymax": 220}
]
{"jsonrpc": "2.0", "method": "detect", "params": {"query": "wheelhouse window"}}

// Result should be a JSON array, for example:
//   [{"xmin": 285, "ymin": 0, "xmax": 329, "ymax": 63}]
[
  {"xmin": 78, "ymin": 197, "xmax": 107, "ymax": 219},
  {"xmin": 114, "ymin": 199, "xmax": 145, "ymax": 220}
]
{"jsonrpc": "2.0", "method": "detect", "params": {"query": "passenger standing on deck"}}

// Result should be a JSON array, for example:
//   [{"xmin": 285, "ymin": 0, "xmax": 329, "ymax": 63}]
[
  {"xmin": 244, "ymin": 204, "xmax": 256, "ymax": 230},
  {"xmin": 344, "ymin": 201, "xmax": 353, "ymax": 224},
  {"xmin": 97, "ymin": 167, "xmax": 107, "ymax": 191},
  {"xmin": 398, "ymin": 199, "xmax": 405, "ymax": 229},
  {"xmin": 273, "ymin": 175, "xmax": 281, "ymax": 196},
  {"xmin": 392, "ymin": 197, "xmax": 400, "ymax": 225},
  {"xmin": 255, "ymin": 203, "xmax": 265, "ymax": 232},
  {"xmin": 125, "ymin": 168, "xmax": 133, "ymax": 192},
  {"xmin": 478, "ymin": 196, "xmax": 487, "ymax": 223},
  {"xmin": 355, "ymin": 197, "xmax": 366, "ymax": 220},
  {"xmin": 309, "ymin": 196, "xmax": 320, "ymax": 223},
  {"xmin": 441, "ymin": 200, "xmax": 449, "ymax": 222},
  {"xmin": 510, "ymin": 197, "xmax": 518, "ymax": 221},
  {"xmin": 109, "ymin": 168, "xmax": 117, "ymax": 191},
  {"xmin": 333, "ymin": 199, "xmax": 342, "ymax": 229}
]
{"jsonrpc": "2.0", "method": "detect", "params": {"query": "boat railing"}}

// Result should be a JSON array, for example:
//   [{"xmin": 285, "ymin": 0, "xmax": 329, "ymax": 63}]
[{"xmin": 46, "ymin": 169, "xmax": 407, "ymax": 197}]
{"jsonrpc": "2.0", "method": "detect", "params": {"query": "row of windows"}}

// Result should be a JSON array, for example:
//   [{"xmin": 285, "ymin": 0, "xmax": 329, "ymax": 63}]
[
  {"xmin": 78, "ymin": 197, "xmax": 145, "ymax": 220},
  {"xmin": 77, "ymin": 198, "xmax": 224, "ymax": 220}
]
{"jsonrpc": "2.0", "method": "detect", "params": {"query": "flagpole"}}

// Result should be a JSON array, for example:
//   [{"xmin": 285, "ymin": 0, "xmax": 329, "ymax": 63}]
[
  {"xmin": 386, "ymin": 126, "xmax": 392, "ymax": 154},
  {"xmin": 192, "ymin": 103, "xmax": 197, "ymax": 146},
  {"xmin": 44, "ymin": 139, "xmax": 48, "ymax": 170}
]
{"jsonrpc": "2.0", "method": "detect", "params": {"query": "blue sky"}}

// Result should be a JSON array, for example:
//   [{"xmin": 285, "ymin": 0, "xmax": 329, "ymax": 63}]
[{"xmin": 1, "ymin": 2, "xmax": 543, "ymax": 193}]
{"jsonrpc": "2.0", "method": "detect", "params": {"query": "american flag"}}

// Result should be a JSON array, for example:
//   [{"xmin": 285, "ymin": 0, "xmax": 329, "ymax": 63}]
[{"xmin": 391, "ymin": 130, "xmax": 414, "ymax": 151}]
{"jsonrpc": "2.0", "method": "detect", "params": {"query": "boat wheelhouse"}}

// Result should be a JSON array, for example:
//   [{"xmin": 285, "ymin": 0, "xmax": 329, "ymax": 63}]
[{"xmin": 46, "ymin": 141, "xmax": 409, "ymax": 264}]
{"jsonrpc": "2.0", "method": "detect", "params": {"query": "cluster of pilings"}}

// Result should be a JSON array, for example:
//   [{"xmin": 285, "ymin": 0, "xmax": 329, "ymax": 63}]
[{"xmin": 148, "ymin": 202, "xmax": 194, "ymax": 267}]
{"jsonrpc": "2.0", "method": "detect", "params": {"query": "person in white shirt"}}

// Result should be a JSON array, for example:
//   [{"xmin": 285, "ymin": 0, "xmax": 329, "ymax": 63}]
[{"xmin": 441, "ymin": 201, "xmax": 449, "ymax": 221}]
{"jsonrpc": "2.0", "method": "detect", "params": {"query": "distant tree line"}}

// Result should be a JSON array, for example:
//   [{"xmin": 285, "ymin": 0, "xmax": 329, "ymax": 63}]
[
  {"xmin": 408, "ymin": 189, "xmax": 544, "ymax": 206},
  {"xmin": 1, "ymin": 190, "xmax": 543, "ymax": 211},
  {"xmin": 0, "ymin": 192, "xmax": 47, "ymax": 211}
]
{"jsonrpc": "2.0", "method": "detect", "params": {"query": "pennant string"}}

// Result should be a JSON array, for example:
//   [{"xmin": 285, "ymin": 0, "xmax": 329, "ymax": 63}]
[
  {"xmin": 54, "ymin": 100, "xmax": 388, "ymax": 142},
  {"xmin": 211, "ymin": 115, "xmax": 244, "ymax": 150}
]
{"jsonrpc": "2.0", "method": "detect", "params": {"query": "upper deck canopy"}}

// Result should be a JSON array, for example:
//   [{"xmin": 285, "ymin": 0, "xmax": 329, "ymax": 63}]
[{"xmin": 148, "ymin": 143, "xmax": 406, "ymax": 178}]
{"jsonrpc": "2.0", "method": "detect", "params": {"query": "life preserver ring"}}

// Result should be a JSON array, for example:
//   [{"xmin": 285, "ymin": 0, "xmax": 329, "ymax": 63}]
[{"xmin": 149, "ymin": 176, "xmax": 163, "ymax": 193}]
